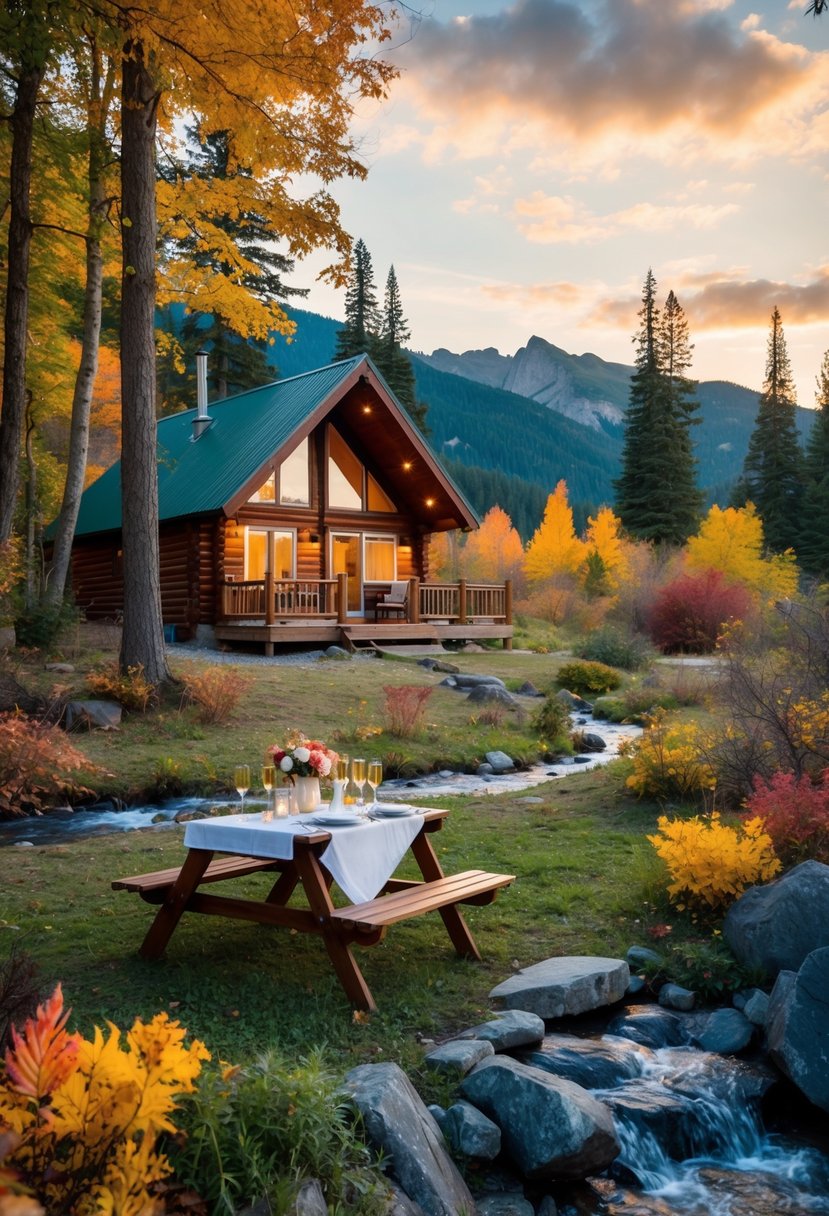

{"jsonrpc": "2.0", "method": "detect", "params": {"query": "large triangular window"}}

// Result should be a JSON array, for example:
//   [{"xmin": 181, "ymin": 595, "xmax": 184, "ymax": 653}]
[{"xmin": 327, "ymin": 426, "xmax": 396, "ymax": 512}]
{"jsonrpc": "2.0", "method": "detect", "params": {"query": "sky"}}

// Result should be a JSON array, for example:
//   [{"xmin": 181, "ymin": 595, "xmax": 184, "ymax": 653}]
[{"xmin": 296, "ymin": 0, "xmax": 829, "ymax": 406}]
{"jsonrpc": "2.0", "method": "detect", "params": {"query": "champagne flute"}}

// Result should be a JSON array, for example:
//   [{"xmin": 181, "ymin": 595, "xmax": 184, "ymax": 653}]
[
  {"xmin": 351, "ymin": 757, "xmax": 367, "ymax": 809},
  {"xmin": 261, "ymin": 764, "xmax": 276, "ymax": 820},
  {"xmin": 234, "ymin": 764, "xmax": 251, "ymax": 814},
  {"xmin": 337, "ymin": 754, "xmax": 351, "ymax": 803},
  {"xmin": 366, "ymin": 760, "xmax": 382, "ymax": 811}
]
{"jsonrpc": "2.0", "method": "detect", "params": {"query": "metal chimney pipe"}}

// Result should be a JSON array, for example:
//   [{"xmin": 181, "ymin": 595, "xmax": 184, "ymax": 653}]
[{"xmin": 192, "ymin": 350, "xmax": 212, "ymax": 440}]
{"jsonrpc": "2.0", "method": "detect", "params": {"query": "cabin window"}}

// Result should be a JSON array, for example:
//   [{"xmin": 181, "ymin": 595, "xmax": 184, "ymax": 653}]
[
  {"xmin": 251, "ymin": 473, "xmax": 276, "ymax": 503},
  {"xmin": 327, "ymin": 426, "xmax": 397, "ymax": 512},
  {"xmin": 245, "ymin": 529, "xmax": 294, "ymax": 580},
  {"xmin": 279, "ymin": 438, "xmax": 309, "ymax": 505},
  {"xmin": 364, "ymin": 536, "xmax": 396, "ymax": 582}
]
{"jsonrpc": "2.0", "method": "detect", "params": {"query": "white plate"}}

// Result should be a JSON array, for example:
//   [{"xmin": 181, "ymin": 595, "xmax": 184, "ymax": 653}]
[
  {"xmin": 309, "ymin": 812, "xmax": 364, "ymax": 827},
  {"xmin": 371, "ymin": 805, "xmax": 417, "ymax": 818}
]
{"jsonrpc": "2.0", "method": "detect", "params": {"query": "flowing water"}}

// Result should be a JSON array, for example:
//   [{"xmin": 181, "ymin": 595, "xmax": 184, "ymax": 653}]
[{"xmin": 567, "ymin": 1038, "xmax": 829, "ymax": 1215}]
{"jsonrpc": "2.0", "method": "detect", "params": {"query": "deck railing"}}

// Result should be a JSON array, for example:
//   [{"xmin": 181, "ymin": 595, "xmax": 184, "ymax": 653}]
[{"xmin": 220, "ymin": 576, "xmax": 512, "ymax": 626}]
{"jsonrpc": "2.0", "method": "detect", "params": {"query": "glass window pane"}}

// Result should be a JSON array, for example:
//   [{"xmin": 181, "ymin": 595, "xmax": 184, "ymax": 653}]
[
  {"xmin": 328, "ymin": 427, "xmax": 362, "ymax": 510},
  {"xmin": 279, "ymin": 438, "xmax": 309, "ymax": 505},
  {"xmin": 274, "ymin": 533, "xmax": 293, "ymax": 579},
  {"xmin": 246, "ymin": 531, "xmax": 267, "ymax": 579},
  {"xmin": 246, "ymin": 530, "xmax": 294, "ymax": 579},
  {"xmin": 367, "ymin": 474, "xmax": 396, "ymax": 513},
  {"xmin": 365, "ymin": 538, "xmax": 396, "ymax": 581},
  {"xmin": 250, "ymin": 473, "xmax": 275, "ymax": 503}
]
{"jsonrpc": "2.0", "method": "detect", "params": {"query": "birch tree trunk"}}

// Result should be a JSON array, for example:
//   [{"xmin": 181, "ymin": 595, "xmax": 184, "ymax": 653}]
[{"xmin": 119, "ymin": 40, "xmax": 170, "ymax": 686}]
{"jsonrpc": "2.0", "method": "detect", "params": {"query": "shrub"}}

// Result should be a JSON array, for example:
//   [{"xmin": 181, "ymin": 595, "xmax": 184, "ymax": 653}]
[
  {"xmin": 172, "ymin": 1049, "xmax": 386, "ymax": 1216},
  {"xmin": 647, "ymin": 568, "xmax": 751, "ymax": 654},
  {"xmin": 625, "ymin": 712, "xmax": 716, "ymax": 803},
  {"xmin": 469, "ymin": 706, "xmax": 506, "ymax": 728},
  {"xmin": 0, "ymin": 942, "xmax": 41, "ymax": 1055},
  {"xmin": 86, "ymin": 662, "xmax": 155, "ymax": 713},
  {"xmin": 0, "ymin": 984, "xmax": 209, "ymax": 1214},
  {"xmin": 14, "ymin": 602, "xmax": 78, "ymax": 650},
  {"xmin": 635, "ymin": 937, "xmax": 762, "ymax": 1002},
  {"xmin": 575, "ymin": 627, "xmax": 653, "ymax": 672},
  {"xmin": 556, "ymin": 659, "xmax": 622, "ymax": 696},
  {"xmin": 648, "ymin": 812, "xmax": 781, "ymax": 911},
  {"xmin": 382, "ymin": 685, "xmax": 433, "ymax": 738},
  {"xmin": 179, "ymin": 663, "xmax": 252, "ymax": 724},
  {"xmin": 532, "ymin": 695, "xmax": 572, "ymax": 755},
  {"xmin": 745, "ymin": 769, "xmax": 829, "ymax": 866},
  {"xmin": 0, "ymin": 712, "xmax": 94, "ymax": 816}
]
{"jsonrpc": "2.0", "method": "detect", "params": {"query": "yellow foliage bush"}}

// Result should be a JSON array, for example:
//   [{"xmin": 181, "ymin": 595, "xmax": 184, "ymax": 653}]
[
  {"xmin": 0, "ymin": 985, "xmax": 209, "ymax": 1215},
  {"xmin": 625, "ymin": 712, "xmax": 716, "ymax": 802},
  {"xmin": 648, "ymin": 812, "xmax": 781, "ymax": 910}
]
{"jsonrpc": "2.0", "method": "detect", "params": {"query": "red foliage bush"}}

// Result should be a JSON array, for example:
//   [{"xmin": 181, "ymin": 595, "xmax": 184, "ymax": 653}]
[
  {"xmin": 0, "ymin": 712, "xmax": 94, "ymax": 817},
  {"xmin": 382, "ymin": 685, "xmax": 433, "ymax": 738},
  {"xmin": 647, "ymin": 568, "xmax": 751, "ymax": 654},
  {"xmin": 745, "ymin": 769, "xmax": 829, "ymax": 866}
]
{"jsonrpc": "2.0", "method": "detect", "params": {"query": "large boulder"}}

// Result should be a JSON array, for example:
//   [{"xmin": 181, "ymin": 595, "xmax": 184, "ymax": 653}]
[
  {"xmin": 489, "ymin": 957, "xmax": 629, "ymax": 1018},
  {"xmin": 346, "ymin": 1062, "xmax": 477, "ymax": 1216},
  {"xmin": 457, "ymin": 1010, "xmax": 545, "ymax": 1051},
  {"xmin": 766, "ymin": 947, "xmax": 829, "ymax": 1113},
  {"xmin": 724, "ymin": 860, "xmax": 829, "ymax": 977},
  {"xmin": 459, "ymin": 1056, "xmax": 619, "ymax": 1180},
  {"xmin": 521, "ymin": 1034, "xmax": 652, "ymax": 1090}
]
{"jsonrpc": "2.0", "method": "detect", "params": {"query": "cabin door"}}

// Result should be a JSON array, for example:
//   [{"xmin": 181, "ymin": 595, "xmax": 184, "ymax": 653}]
[{"xmin": 330, "ymin": 532, "xmax": 362, "ymax": 616}]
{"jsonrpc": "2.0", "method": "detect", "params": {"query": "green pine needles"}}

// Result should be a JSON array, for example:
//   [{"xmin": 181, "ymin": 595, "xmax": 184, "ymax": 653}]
[{"xmin": 615, "ymin": 270, "xmax": 703, "ymax": 546}]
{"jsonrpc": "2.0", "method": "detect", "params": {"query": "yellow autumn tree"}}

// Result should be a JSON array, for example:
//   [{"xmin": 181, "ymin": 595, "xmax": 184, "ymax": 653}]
[
  {"xmin": 463, "ymin": 505, "xmax": 525, "ymax": 587},
  {"xmin": 427, "ymin": 530, "xmax": 463, "ymax": 582},
  {"xmin": 583, "ymin": 505, "xmax": 628, "ymax": 592},
  {"xmin": 524, "ymin": 480, "xmax": 587, "ymax": 587},
  {"xmin": 685, "ymin": 503, "xmax": 799, "ymax": 599}
]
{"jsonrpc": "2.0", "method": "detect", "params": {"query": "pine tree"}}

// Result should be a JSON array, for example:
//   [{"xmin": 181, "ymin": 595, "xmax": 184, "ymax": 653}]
[
  {"xmin": 375, "ymin": 265, "xmax": 428, "ymax": 433},
  {"xmin": 334, "ymin": 238, "xmax": 380, "ymax": 360},
  {"xmin": 799, "ymin": 350, "xmax": 829, "ymax": 578},
  {"xmin": 615, "ymin": 271, "xmax": 700, "ymax": 545},
  {"xmin": 742, "ymin": 307, "xmax": 803, "ymax": 554}
]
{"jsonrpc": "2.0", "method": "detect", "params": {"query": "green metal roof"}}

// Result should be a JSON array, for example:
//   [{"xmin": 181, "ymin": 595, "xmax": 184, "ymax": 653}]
[{"xmin": 71, "ymin": 356, "xmax": 366, "ymax": 538}]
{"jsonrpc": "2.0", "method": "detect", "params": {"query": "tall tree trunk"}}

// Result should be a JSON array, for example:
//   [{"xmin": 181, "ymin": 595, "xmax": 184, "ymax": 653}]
[
  {"xmin": 43, "ymin": 50, "xmax": 114, "ymax": 611},
  {"xmin": 0, "ymin": 62, "xmax": 44, "ymax": 543},
  {"xmin": 119, "ymin": 40, "xmax": 170, "ymax": 686},
  {"xmin": 24, "ymin": 394, "xmax": 37, "ymax": 609}
]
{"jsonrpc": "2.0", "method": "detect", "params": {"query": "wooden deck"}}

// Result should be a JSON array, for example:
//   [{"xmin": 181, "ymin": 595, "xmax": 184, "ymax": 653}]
[{"xmin": 214, "ymin": 618, "xmax": 514, "ymax": 652}]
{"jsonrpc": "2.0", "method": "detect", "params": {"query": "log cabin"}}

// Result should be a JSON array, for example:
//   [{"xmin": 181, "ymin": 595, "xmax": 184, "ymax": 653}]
[{"xmin": 65, "ymin": 354, "xmax": 514, "ymax": 653}]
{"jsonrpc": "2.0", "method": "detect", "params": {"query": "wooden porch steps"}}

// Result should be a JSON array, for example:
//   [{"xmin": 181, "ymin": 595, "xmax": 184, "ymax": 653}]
[{"xmin": 340, "ymin": 623, "xmax": 441, "ymax": 648}]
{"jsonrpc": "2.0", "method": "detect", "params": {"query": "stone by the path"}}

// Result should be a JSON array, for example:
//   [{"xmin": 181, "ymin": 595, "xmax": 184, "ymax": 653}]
[
  {"xmin": 521, "ymin": 1034, "xmax": 652, "ymax": 1090},
  {"xmin": 467, "ymin": 685, "xmax": 518, "ymax": 707},
  {"xmin": 418, "ymin": 658, "xmax": 460, "ymax": 674},
  {"xmin": 626, "ymin": 975, "xmax": 647, "ymax": 996},
  {"xmin": 288, "ymin": 1179, "xmax": 328, "ymax": 1216},
  {"xmin": 606, "ymin": 1007, "xmax": 690, "ymax": 1049},
  {"xmin": 743, "ymin": 990, "xmax": 770, "ymax": 1026},
  {"xmin": 441, "ymin": 1101, "xmax": 501, "ymax": 1160},
  {"xmin": 485, "ymin": 750, "xmax": 515, "ymax": 773},
  {"xmin": 555, "ymin": 689, "xmax": 593, "ymax": 712},
  {"xmin": 323, "ymin": 644, "xmax": 350, "ymax": 660},
  {"xmin": 64, "ymin": 699, "xmax": 122, "ymax": 731},
  {"xmin": 724, "ymin": 860, "xmax": 829, "ymax": 977},
  {"xmin": 346, "ymin": 1062, "xmax": 476, "ymax": 1216},
  {"xmin": 460, "ymin": 1056, "xmax": 620, "ymax": 1180},
  {"xmin": 490, "ymin": 957, "xmax": 629, "ymax": 1018},
  {"xmin": 516, "ymin": 681, "xmax": 544, "ymax": 697},
  {"xmin": 626, "ymin": 946, "xmax": 664, "ymax": 970},
  {"xmin": 600, "ymin": 1080, "xmax": 700, "ymax": 1162},
  {"xmin": 45, "ymin": 661, "xmax": 75, "ymax": 673},
  {"xmin": 658, "ymin": 983, "xmax": 696, "ymax": 1012},
  {"xmin": 440, "ymin": 673, "xmax": 507, "ymax": 690},
  {"xmin": 693, "ymin": 1008, "xmax": 754, "ymax": 1055},
  {"xmin": 457, "ymin": 1010, "xmax": 545, "ymax": 1051},
  {"xmin": 766, "ymin": 947, "xmax": 829, "ymax": 1114},
  {"xmin": 424, "ymin": 1039, "xmax": 494, "ymax": 1075}
]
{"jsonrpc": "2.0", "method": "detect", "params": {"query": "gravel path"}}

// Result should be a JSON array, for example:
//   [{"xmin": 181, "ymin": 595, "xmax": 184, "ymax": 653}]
[{"xmin": 165, "ymin": 642, "xmax": 375, "ymax": 667}]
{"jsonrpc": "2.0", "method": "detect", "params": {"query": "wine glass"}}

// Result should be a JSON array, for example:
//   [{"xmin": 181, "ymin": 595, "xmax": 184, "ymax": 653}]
[
  {"xmin": 351, "ymin": 757, "xmax": 367, "ymax": 809},
  {"xmin": 233, "ymin": 764, "xmax": 250, "ymax": 814},
  {"xmin": 261, "ymin": 764, "xmax": 276, "ymax": 820},
  {"xmin": 366, "ymin": 760, "xmax": 382, "ymax": 811}
]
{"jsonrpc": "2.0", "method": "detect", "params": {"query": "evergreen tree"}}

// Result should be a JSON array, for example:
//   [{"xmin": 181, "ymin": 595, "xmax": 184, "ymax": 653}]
[
  {"xmin": 614, "ymin": 270, "xmax": 701, "ymax": 545},
  {"xmin": 742, "ymin": 307, "xmax": 803, "ymax": 553},
  {"xmin": 375, "ymin": 265, "xmax": 428, "ymax": 433},
  {"xmin": 799, "ymin": 350, "xmax": 829, "ymax": 578},
  {"xmin": 334, "ymin": 238, "xmax": 380, "ymax": 360},
  {"xmin": 158, "ymin": 127, "xmax": 304, "ymax": 409}
]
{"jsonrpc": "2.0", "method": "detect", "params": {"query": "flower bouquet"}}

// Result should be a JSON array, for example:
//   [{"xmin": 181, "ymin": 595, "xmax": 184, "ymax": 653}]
[{"xmin": 268, "ymin": 734, "xmax": 339, "ymax": 780}]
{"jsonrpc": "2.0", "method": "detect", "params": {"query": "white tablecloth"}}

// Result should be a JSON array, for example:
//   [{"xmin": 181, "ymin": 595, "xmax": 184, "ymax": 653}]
[{"xmin": 182, "ymin": 810, "xmax": 424, "ymax": 904}]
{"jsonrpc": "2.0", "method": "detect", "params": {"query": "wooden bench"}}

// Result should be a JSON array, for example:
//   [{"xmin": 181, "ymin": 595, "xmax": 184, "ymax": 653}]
[{"xmin": 112, "ymin": 856, "xmax": 285, "ymax": 904}]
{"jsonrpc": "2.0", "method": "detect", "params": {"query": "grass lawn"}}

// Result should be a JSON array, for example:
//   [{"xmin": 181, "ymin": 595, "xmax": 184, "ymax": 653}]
[{"xmin": 0, "ymin": 638, "xmax": 690, "ymax": 1084}]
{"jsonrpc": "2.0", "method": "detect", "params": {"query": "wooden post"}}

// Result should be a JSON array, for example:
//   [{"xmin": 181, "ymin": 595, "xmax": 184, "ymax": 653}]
[
  {"xmin": 337, "ymin": 572, "xmax": 348, "ymax": 624},
  {"xmin": 458, "ymin": 578, "xmax": 467, "ymax": 625},
  {"xmin": 265, "ymin": 570, "xmax": 274, "ymax": 626},
  {"xmin": 408, "ymin": 576, "xmax": 420, "ymax": 624},
  {"xmin": 504, "ymin": 578, "xmax": 513, "ymax": 650}
]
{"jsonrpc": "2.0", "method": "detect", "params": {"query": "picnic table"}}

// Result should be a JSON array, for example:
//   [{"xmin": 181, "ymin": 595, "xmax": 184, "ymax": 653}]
[{"xmin": 112, "ymin": 807, "xmax": 514, "ymax": 1011}]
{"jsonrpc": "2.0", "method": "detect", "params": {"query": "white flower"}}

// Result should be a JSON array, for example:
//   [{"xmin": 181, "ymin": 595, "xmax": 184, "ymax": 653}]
[
  {"xmin": 280, "ymin": 756, "xmax": 294, "ymax": 773},
  {"xmin": 294, "ymin": 746, "xmax": 311, "ymax": 763},
  {"xmin": 317, "ymin": 756, "xmax": 332, "ymax": 776}
]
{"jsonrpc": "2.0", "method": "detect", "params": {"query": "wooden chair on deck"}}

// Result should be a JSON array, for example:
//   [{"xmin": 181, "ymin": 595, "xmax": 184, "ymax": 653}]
[{"xmin": 374, "ymin": 581, "xmax": 409, "ymax": 622}]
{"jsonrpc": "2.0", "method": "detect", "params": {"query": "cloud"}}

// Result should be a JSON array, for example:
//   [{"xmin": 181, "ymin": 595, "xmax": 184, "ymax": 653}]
[
  {"xmin": 511, "ymin": 191, "xmax": 739, "ymax": 244},
  {"xmin": 588, "ymin": 268, "xmax": 829, "ymax": 330},
  {"xmin": 396, "ymin": 0, "xmax": 827, "ymax": 167},
  {"xmin": 482, "ymin": 279, "xmax": 593, "ymax": 307}
]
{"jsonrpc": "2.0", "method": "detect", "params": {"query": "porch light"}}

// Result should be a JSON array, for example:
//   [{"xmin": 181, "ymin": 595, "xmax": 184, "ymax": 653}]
[
  {"xmin": 425, "ymin": 497, "xmax": 435, "ymax": 508},
  {"xmin": 362, "ymin": 404, "xmax": 372, "ymax": 415},
  {"xmin": 402, "ymin": 461, "xmax": 412, "ymax": 471}
]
